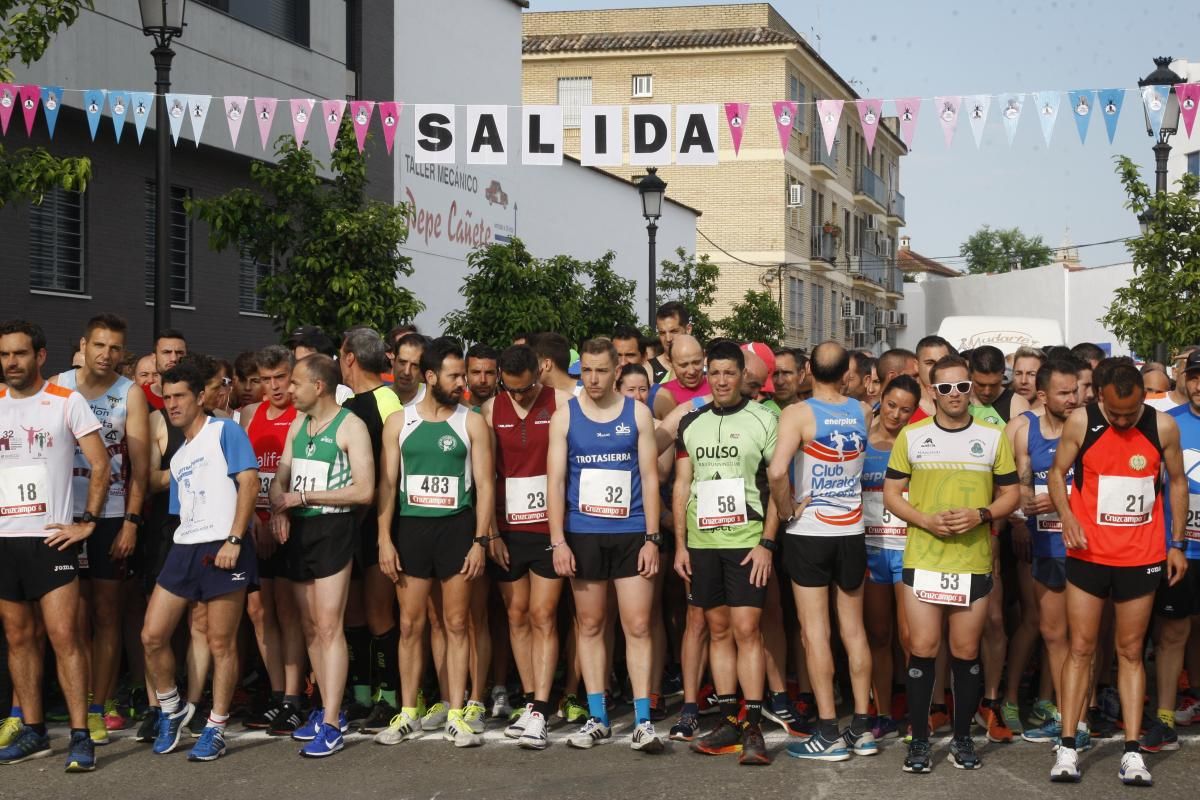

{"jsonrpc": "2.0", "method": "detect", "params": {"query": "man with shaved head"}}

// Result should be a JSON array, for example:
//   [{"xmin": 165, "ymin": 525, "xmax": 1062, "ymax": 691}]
[
  {"xmin": 742, "ymin": 349, "xmax": 770, "ymax": 403},
  {"xmin": 652, "ymin": 334, "xmax": 709, "ymax": 419}
]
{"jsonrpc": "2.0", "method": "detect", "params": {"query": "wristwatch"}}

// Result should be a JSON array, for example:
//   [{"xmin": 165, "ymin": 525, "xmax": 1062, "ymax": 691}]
[
  {"xmin": 758, "ymin": 538, "xmax": 778, "ymax": 553},
  {"xmin": 645, "ymin": 533, "xmax": 663, "ymax": 548},
  {"xmin": 225, "ymin": 535, "xmax": 243, "ymax": 546},
  {"xmin": 124, "ymin": 512, "xmax": 145, "ymax": 526},
  {"xmin": 80, "ymin": 511, "xmax": 99, "ymax": 524},
  {"xmin": 1169, "ymin": 540, "xmax": 1186, "ymax": 551},
  {"xmin": 977, "ymin": 507, "xmax": 993, "ymax": 524},
  {"xmin": 473, "ymin": 535, "xmax": 490, "ymax": 548}
]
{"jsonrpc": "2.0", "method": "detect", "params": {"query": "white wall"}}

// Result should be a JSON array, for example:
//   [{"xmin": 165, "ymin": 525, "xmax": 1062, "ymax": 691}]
[
  {"xmin": 392, "ymin": 0, "xmax": 698, "ymax": 333},
  {"xmin": 897, "ymin": 262, "xmax": 1135, "ymax": 356}
]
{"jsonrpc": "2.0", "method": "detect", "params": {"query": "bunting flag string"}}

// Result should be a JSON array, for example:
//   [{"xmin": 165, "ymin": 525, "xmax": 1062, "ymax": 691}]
[
  {"xmin": 321, "ymin": 98, "xmax": 346, "ymax": 151},
  {"xmin": 855, "ymin": 98, "xmax": 883, "ymax": 155},
  {"xmin": 350, "ymin": 100, "xmax": 374, "ymax": 152},
  {"xmin": 0, "ymin": 83, "xmax": 14, "ymax": 135},
  {"xmin": 966, "ymin": 94, "xmax": 990, "ymax": 148},
  {"xmin": 187, "ymin": 95, "xmax": 211, "ymax": 147},
  {"xmin": 290, "ymin": 98, "xmax": 314, "ymax": 145},
  {"xmin": 815, "ymin": 99, "xmax": 843, "ymax": 156},
  {"xmin": 894, "ymin": 97, "xmax": 920, "ymax": 148},
  {"xmin": 771, "ymin": 100, "xmax": 797, "ymax": 154},
  {"xmin": 934, "ymin": 96, "xmax": 960, "ymax": 148},
  {"xmin": 1067, "ymin": 90, "xmax": 1094, "ymax": 144},
  {"xmin": 130, "ymin": 92, "xmax": 153, "ymax": 143},
  {"xmin": 164, "ymin": 93, "xmax": 187, "ymax": 145},
  {"xmin": 1100, "ymin": 89, "xmax": 1125, "ymax": 144},
  {"xmin": 39, "ymin": 86, "xmax": 64, "ymax": 139},
  {"xmin": 378, "ymin": 100, "xmax": 401, "ymax": 155},
  {"xmin": 18, "ymin": 84, "xmax": 40, "ymax": 135},
  {"xmin": 108, "ymin": 91, "xmax": 129, "ymax": 143},
  {"xmin": 224, "ymin": 95, "xmax": 247, "ymax": 146},
  {"xmin": 724, "ymin": 102, "xmax": 748, "ymax": 156},
  {"xmin": 1141, "ymin": 85, "xmax": 1170, "ymax": 141},
  {"xmin": 1034, "ymin": 91, "xmax": 1060, "ymax": 147},
  {"xmin": 83, "ymin": 89, "xmax": 105, "ymax": 141},
  {"xmin": 999, "ymin": 93, "xmax": 1024, "ymax": 145},
  {"xmin": 254, "ymin": 97, "xmax": 277, "ymax": 150},
  {"xmin": 1178, "ymin": 83, "xmax": 1200, "ymax": 138}
]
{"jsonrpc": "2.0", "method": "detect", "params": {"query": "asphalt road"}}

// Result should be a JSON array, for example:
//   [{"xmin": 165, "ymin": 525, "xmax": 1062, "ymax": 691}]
[{"xmin": 5, "ymin": 712, "xmax": 1199, "ymax": 800}]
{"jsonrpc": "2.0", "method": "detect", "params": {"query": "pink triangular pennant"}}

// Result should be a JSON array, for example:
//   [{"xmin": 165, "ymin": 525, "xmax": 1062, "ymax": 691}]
[
  {"xmin": 321, "ymin": 99, "xmax": 346, "ymax": 151},
  {"xmin": 377, "ymin": 101, "xmax": 401, "ymax": 154},
  {"xmin": 290, "ymin": 98, "xmax": 314, "ymax": 144},
  {"xmin": 349, "ymin": 100, "xmax": 374, "ymax": 152},
  {"xmin": 771, "ymin": 101, "xmax": 796, "ymax": 153},
  {"xmin": 816, "ymin": 99, "xmax": 844, "ymax": 157},
  {"xmin": 1177, "ymin": 83, "xmax": 1200, "ymax": 139},
  {"xmin": 223, "ymin": 96, "xmax": 247, "ymax": 145},
  {"xmin": 723, "ymin": 102, "xmax": 749, "ymax": 156},
  {"xmin": 17, "ymin": 84, "xmax": 40, "ymax": 135},
  {"xmin": 935, "ymin": 96, "xmax": 961, "ymax": 148},
  {"xmin": 855, "ymin": 99, "xmax": 884, "ymax": 155},
  {"xmin": 895, "ymin": 97, "xmax": 921, "ymax": 148},
  {"xmin": 0, "ymin": 83, "xmax": 15, "ymax": 135},
  {"xmin": 254, "ymin": 97, "xmax": 277, "ymax": 150}
]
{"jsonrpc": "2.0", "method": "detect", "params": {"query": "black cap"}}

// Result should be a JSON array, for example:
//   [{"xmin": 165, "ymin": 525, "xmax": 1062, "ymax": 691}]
[
  {"xmin": 286, "ymin": 326, "xmax": 336, "ymax": 358},
  {"xmin": 1183, "ymin": 350, "xmax": 1200, "ymax": 374}
]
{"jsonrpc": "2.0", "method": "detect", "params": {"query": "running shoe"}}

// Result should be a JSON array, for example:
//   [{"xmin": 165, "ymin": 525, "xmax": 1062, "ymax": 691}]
[
  {"xmin": 1050, "ymin": 746, "xmax": 1081, "ymax": 782},
  {"xmin": 0, "ymin": 717, "xmax": 21, "ymax": 748},
  {"xmin": 669, "ymin": 711, "xmax": 699, "ymax": 742},
  {"xmin": 662, "ymin": 669, "xmax": 683, "ymax": 698},
  {"xmin": 421, "ymin": 701, "xmax": 449, "ymax": 730},
  {"xmin": 948, "ymin": 736, "xmax": 982, "ymax": 770},
  {"xmin": 1176, "ymin": 694, "xmax": 1199, "ymax": 726},
  {"xmin": 103, "ymin": 698, "xmax": 127, "ymax": 732},
  {"xmin": 344, "ymin": 701, "xmax": 373, "ymax": 725},
  {"xmin": 463, "ymin": 700, "xmax": 487, "ymax": 735},
  {"xmin": 153, "ymin": 703, "xmax": 195, "ymax": 755},
  {"xmin": 244, "ymin": 700, "xmax": 282, "ymax": 730},
  {"xmin": 445, "ymin": 711, "xmax": 483, "ymax": 748},
  {"xmin": 291, "ymin": 708, "xmax": 324, "ymax": 742},
  {"xmin": 358, "ymin": 701, "xmax": 398, "ymax": 735},
  {"xmin": 872, "ymin": 715, "xmax": 900, "ymax": 741},
  {"xmin": 567, "ymin": 717, "xmax": 611, "ymax": 749},
  {"xmin": 843, "ymin": 727, "xmax": 879, "ymax": 756},
  {"xmin": 87, "ymin": 710, "xmax": 109, "ymax": 745},
  {"xmin": 1138, "ymin": 719, "xmax": 1179, "ymax": 752},
  {"xmin": 505, "ymin": 704, "xmax": 534, "ymax": 738},
  {"xmin": 763, "ymin": 697, "xmax": 813, "ymax": 736},
  {"xmin": 125, "ymin": 687, "xmax": 150, "ymax": 721},
  {"xmin": 490, "ymin": 685, "xmax": 512, "ymax": 719},
  {"xmin": 786, "ymin": 730, "xmax": 851, "ymax": 762},
  {"xmin": 557, "ymin": 694, "xmax": 588, "ymax": 724},
  {"xmin": 998, "ymin": 701, "xmax": 1022, "ymax": 735},
  {"xmin": 64, "ymin": 729, "xmax": 96, "ymax": 772},
  {"xmin": 691, "ymin": 715, "xmax": 742, "ymax": 755},
  {"xmin": 517, "ymin": 711, "xmax": 548, "ymax": 750},
  {"xmin": 1028, "ymin": 699, "xmax": 1059, "ymax": 729},
  {"xmin": 135, "ymin": 707, "xmax": 161, "ymax": 742},
  {"xmin": 697, "ymin": 684, "xmax": 720, "ymax": 715},
  {"xmin": 649, "ymin": 693, "xmax": 667, "ymax": 722},
  {"xmin": 902, "ymin": 738, "xmax": 933, "ymax": 773},
  {"xmin": 739, "ymin": 722, "xmax": 770, "ymax": 766},
  {"xmin": 187, "ymin": 704, "xmax": 209, "ymax": 738},
  {"xmin": 929, "ymin": 707, "xmax": 951, "ymax": 734},
  {"xmin": 187, "ymin": 726, "xmax": 227, "ymax": 761},
  {"xmin": 1087, "ymin": 707, "xmax": 1119, "ymax": 738},
  {"xmin": 1023, "ymin": 719, "xmax": 1063, "ymax": 743},
  {"xmin": 631, "ymin": 720, "xmax": 663, "ymax": 753},
  {"xmin": 374, "ymin": 711, "xmax": 422, "ymax": 745},
  {"xmin": 975, "ymin": 703, "xmax": 1012, "ymax": 743},
  {"xmin": 1097, "ymin": 687, "xmax": 1121, "ymax": 722},
  {"xmin": 300, "ymin": 723, "xmax": 344, "ymax": 758},
  {"xmin": 268, "ymin": 703, "xmax": 303, "ymax": 737},
  {"xmin": 0, "ymin": 726, "xmax": 51, "ymax": 765},
  {"xmin": 1119, "ymin": 751, "xmax": 1152, "ymax": 786}
]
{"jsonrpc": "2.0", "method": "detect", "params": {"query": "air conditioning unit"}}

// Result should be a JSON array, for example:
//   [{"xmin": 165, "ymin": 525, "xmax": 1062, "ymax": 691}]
[
  {"xmin": 846, "ymin": 259, "xmax": 861, "ymax": 274},
  {"xmin": 853, "ymin": 332, "xmax": 868, "ymax": 348},
  {"xmin": 788, "ymin": 183, "xmax": 805, "ymax": 207},
  {"xmin": 874, "ymin": 309, "xmax": 886, "ymax": 326},
  {"xmin": 841, "ymin": 300, "xmax": 855, "ymax": 319},
  {"xmin": 851, "ymin": 315, "xmax": 865, "ymax": 333},
  {"xmin": 865, "ymin": 214, "xmax": 878, "ymax": 231},
  {"xmin": 879, "ymin": 239, "xmax": 893, "ymax": 258}
]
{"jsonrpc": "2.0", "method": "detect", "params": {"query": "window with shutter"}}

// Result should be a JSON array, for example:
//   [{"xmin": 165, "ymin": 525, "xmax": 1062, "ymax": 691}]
[
  {"xmin": 557, "ymin": 77, "xmax": 592, "ymax": 128},
  {"xmin": 29, "ymin": 188, "xmax": 85, "ymax": 294},
  {"xmin": 144, "ymin": 182, "xmax": 192, "ymax": 306}
]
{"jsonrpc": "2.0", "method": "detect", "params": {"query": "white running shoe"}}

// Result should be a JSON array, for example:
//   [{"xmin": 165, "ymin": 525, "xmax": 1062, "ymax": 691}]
[
  {"xmin": 567, "ymin": 717, "xmax": 611, "ymax": 749},
  {"xmin": 631, "ymin": 720, "xmax": 664, "ymax": 753},
  {"xmin": 463, "ymin": 700, "xmax": 487, "ymax": 735},
  {"xmin": 421, "ymin": 702, "xmax": 449, "ymax": 730},
  {"xmin": 1119, "ymin": 751, "xmax": 1152, "ymax": 786},
  {"xmin": 506, "ymin": 704, "xmax": 534, "ymax": 739},
  {"xmin": 445, "ymin": 713, "xmax": 483, "ymax": 748},
  {"xmin": 374, "ymin": 711, "xmax": 422, "ymax": 745},
  {"xmin": 517, "ymin": 711, "xmax": 548, "ymax": 750},
  {"xmin": 491, "ymin": 685, "xmax": 512, "ymax": 719},
  {"xmin": 1049, "ymin": 746, "xmax": 1080, "ymax": 783}
]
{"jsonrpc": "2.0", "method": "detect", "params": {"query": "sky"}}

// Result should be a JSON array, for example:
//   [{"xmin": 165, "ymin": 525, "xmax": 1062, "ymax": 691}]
[{"xmin": 530, "ymin": 0, "xmax": 1199, "ymax": 271}]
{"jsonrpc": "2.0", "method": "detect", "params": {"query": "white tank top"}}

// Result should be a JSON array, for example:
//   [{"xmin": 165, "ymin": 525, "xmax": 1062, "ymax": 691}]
[
  {"xmin": 788, "ymin": 397, "xmax": 867, "ymax": 537},
  {"xmin": 57, "ymin": 370, "xmax": 134, "ymax": 518}
]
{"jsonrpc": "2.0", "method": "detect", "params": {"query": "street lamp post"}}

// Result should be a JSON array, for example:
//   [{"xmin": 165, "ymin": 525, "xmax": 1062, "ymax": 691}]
[
  {"xmin": 1137, "ymin": 56, "xmax": 1182, "ymax": 365},
  {"xmin": 139, "ymin": 0, "xmax": 188, "ymax": 341},
  {"xmin": 637, "ymin": 167, "xmax": 667, "ymax": 329}
]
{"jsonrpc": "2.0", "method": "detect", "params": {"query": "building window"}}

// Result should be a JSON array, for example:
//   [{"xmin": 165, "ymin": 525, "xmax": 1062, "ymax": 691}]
[
  {"xmin": 1189, "ymin": 151, "xmax": 1200, "ymax": 177},
  {"xmin": 144, "ymin": 182, "xmax": 192, "ymax": 306},
  {"xmin": 29, "ymin": 188, "xmax": 85, "ymax": 294},
  {"xmin": 632, "ymin": 74, "xmax": 653, "ymax": 98},
  {"xmin": 239, "ymin": 251, "xmax": 273, "ymax": 314},
  {"xmin": 811, "ymin": 283, "xmax": 825, "ymax": 343},
  {"xmin": 788, "ymin": 277, "xmax": 804, "ymax": 329},
  {"xmin": 788, "ymin": 75, "xmax": 806, "ymax": 131},
  {"xmin": 194, "ymin": 0, "xmax": 310, "ymax": 48},
  {"xmin": 557, "ymin": 77, "xmax": 592, "ymax": 128}
]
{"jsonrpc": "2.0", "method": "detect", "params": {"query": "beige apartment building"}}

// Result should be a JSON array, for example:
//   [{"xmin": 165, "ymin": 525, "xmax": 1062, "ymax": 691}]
[{"xmin": 522, "ymin": 3, "xmax": 908, "ymax": 350}]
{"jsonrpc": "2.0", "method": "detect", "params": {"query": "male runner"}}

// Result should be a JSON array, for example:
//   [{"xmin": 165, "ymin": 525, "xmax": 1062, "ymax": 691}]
[
  {"xmin": 530, "ymin": 332, "xmax": 579, "ymax": 394},
  {"xmin": 910, "ymin": 336, "xmax": 956, "ymax": 422},
  {"xmin": 653, "ymin": 334, "xmax": 710, "ymax": 419},
  {"xmin": 651, "ymin": 301, "xmax": 693, "ymax": 384},
  {"xmin": 232, "ymin": 351, "xmax": 262, "ymax": 418},
  {"xmin": 484, "ymin": 345, "xmax": 573, "ymax": 749},
  {"xmin": 1011, "ymin": 346, "xmax": 1045, "ymax": 405},
  {"xmin": 53, "ymin": 315, "xmax": 150, "ymax": 745},
  {"xmin": 376, "ymin": 337, "xmax": 494, "ymax": 748},
  {"xmin": 270, "ymin": 354, "xmax": 374, "ymax": 757},
  {"xmin": 771, "ymin": 348, "xmax": 804, "ymax": 411},
  {"xmin": 141, "ymin": 329, "xmax": 187, "ymax": 411},
  {"xmin": 141, "ymin": 361, "xmax": 258, "ymax": 762},
  {"xmin": 466, "ymin": 343, "xmax": 499, "ymax": 406},
  {"xmin": 874, "ymin": 348, "xmax": 920, "ymax": 395},
  {"xmin": 844, "ymin": 351, "xmax": 875, "ymax": 402},
  {"xmin": 969, "ymin": 346, "xmax": 1030, "ymax": 425},
  {"xmin": 391, "ymin": 332, "xmax": 429, "ymax": 406},
  {"xmin": 548, "ymin": 338, "xmax": 664, "ymax": 752},
  {"xmin": 0, "ymin": 320, "xmax": 107, "ymax": 772},
  {"xmin": 884, "ymin": 353, "xmax": 1019, "ymax": 773},
  {"xmin": 675, "ymin": 340, "xmax": 779, "ymax": 765},
  {"xmin": 768, "ymin": 342, "xmax": 875, "ymax": 761},
  {"xmin": 240, "ymin": 345, "xmax": 306, "ymax": 735},
  {"xmin": 135, "ymin": 354, "xmax": 158, "ymax": 388},
  {"xmin": 1047, "ymin": 360, "xmax": 1188, "ymax": 785}
]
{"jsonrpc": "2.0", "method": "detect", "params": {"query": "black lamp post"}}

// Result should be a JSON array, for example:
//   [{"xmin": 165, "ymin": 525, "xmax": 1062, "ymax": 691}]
[
  {"xmin": 139, "ymin": 0, "xmax": 188, "ymax": 341},
  {"xmin": 1137, "ymin": 56, "xmax": 1182, "ymax": 365},
  {"xmin": 637, "ymin": 167, "xmax": 667, "ymax": 329}
]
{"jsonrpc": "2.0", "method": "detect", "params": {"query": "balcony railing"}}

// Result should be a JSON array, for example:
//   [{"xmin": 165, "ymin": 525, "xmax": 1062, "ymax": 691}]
[
  {"xmin": 850, "ymin": 252, "xmax": 904, "ymax": 294},
  {"xmin": 810, "ymin": 226, "xmax": 838, "ymax": 261},
  {"xmin": 809, "ymin": 132, "xmax": 838, "ymax": 172},
  {"xmin": 855, "ymin": 165, "xmax": 888, "ymax": 209},
  {"xmin": 888, "ymin": 191, "xmax": 906, "ymax": 223}
]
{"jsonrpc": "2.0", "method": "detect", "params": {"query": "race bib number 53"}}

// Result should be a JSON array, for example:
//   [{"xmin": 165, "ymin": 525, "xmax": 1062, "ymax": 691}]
[{"xmin": 912, "ymin": 568, "xmax": 972, "ymax": 606}]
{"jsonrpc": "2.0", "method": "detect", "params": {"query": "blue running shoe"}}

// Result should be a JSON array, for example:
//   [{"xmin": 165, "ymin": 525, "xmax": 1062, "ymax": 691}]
[
  {"xmin": 786, "ymin": 730, "xmax": 851, "ymax": 761},
  {"xmin": 300, "ymin": 723, "xmax": 344, "ymax": 758},
  {"xmin": 872, "ymin": 715, "xmax": 900, "ymax": 740},
  {"xmin": 1022, "ymin": 718, "xmax": 1062, "ymax": 743},
  {"xmin": 187, "ymin": 726, "xmax": 226, "ymax": 762},
  {"xmin": 291, "ymin": 708, "xmax": 324, "ymax": 742},
  {"xmin": 0, "ymin": 726, "xmax": 51, "ymax": 764},
  {"xmin": 153, "ymin": 703, "xmax": 195, "ymax": 755},
  {"xmin": 763, "ymin": 698, "xmax": 813, "ymax": 737},
  {"xmin": 64, "ymin": 729, "xmax": 95, "ymax": 772},
  {"xmin": 844, "ymin": 727, "xmax": 879, "ymax": 756}
]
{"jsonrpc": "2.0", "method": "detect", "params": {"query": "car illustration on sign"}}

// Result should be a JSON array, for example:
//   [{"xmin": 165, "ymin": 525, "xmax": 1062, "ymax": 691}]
[{"xmin": 485, "ymin": 180, "xmax": 509, "ymax": 208}]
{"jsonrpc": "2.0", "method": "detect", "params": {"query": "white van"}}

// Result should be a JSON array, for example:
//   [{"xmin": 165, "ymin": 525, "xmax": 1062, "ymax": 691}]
[{"xmin": 936, "ymin": 316, "xmax": 1064, "ymax": 355}]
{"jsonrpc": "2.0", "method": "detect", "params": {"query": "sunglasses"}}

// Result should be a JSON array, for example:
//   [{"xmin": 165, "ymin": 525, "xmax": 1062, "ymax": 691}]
[
  {"xmin": 933, "ymin": 381, "xmax": 973, "ymax": 396},
  {"xmin": 501, "ymin": 379, "xmax": 538, "ymax": 395}
]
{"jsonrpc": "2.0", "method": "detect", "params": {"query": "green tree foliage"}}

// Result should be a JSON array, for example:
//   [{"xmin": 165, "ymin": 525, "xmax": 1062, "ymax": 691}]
[
  {"xmin": 1101, "ymin": 156, "xmax": 1200, "ymax": 358},
  {"xmin": 441, "ymin": 239, "xmax": 639, "ymax": 346},
  {"xmin": 718, "ymin": 290, "xmax": 785, "ymax": 348},
  {"xmin": 190, "ymin": 125, "xmax": 422, "ymax": 336},
  {"xmin": 0, "ymin": 0, "xmax": 92, "ymax": 207},
  {"xmin": 959, "ymin": 225, "xmax": 1054, "ymax": 275},
  {"xmin": 656, "ymin": 248, "xmax": 720, "ymax": 342}
]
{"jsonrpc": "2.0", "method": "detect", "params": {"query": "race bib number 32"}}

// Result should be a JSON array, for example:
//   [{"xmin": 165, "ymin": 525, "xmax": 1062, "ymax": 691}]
[
  {"xmin": 696, "ymin": 478, "xmax": 746, "ymax": 529},
  {"xmin": 407, "ymin": 474, "xmax": 460, "ymax": 509},
  {"xmin": 1096, "ymin": 475, "xmax": 1154, "ymax": 527},
  {"xmin": 578, "ymin": 468, "xmax": 632, "ymax": 518}
]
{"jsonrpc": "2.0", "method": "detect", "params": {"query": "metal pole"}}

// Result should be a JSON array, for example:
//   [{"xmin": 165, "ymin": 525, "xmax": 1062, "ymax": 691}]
[
  {"xmin": 1153, "ymin": 139, "xmax": 1171, "ymax": 366},
  {"xmin": 153, "ymin": 44, "xmax": 175, "ymax": 341},
  {"xmin": 647, "ymin": 220, "xmax": 658, "ymax": 330}
]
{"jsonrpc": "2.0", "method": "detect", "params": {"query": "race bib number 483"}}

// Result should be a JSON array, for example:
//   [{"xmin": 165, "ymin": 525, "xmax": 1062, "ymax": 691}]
[
  {"xmin": 579, "ymin": 468, "xmax": 632, "ymax": 518},
  {"xmin": 407, "ymin": 474, "xmax": 460, "ymax": 509}
]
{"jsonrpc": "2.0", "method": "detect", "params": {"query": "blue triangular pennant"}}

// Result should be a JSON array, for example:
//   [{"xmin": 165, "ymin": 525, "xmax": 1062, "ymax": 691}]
[
  {"xmin": 1099, "ymin": 88, "xmax": 1124, "ymax": 144},
  {"xmin": 165, "ymin": 93, "xmax": 187, "ymax": 145},
  {"xmin": 130, "ymin": 92, "xmax": 153, "ymax": 143},
  {"xmin": 998, "ymin": 93, "xmax": 1024, "ymax": 145},
  {"xmin": 1141, "ymin": 85, "xmax": 1170, "ymax": 140},
  {"xmin": 1033, "ymin": 91, "xmax": 1060, "ymax": 146},
  {"xmin": 1067, "ymin": 90, "xmax": 1094, "ymax": 144},
  {"xmin": 83, "ymin": 89, "xmax": 106, "ymax": 141},
  {"xmin": 109, "ymin": 91, "xmax": 130, "ymax": 143},
  {"xmin": 39, "ymin": 86, "xmax": 64, "ymax": 138}
]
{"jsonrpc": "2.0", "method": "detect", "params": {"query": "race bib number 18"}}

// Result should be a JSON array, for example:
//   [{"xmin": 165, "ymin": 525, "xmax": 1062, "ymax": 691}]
[
  {"xmin": 579, "ymin": 468, "xmax": 632, "ymax": 518},
  {"xmin": 0, "ymin": 464, "xmax": 49, "ymax": 518}
]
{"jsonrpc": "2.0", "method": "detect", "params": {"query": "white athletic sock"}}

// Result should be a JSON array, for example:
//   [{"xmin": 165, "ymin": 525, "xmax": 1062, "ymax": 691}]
[{"xmin": 157, "ymin": 687, "xmax": 181, "ymax": 715}]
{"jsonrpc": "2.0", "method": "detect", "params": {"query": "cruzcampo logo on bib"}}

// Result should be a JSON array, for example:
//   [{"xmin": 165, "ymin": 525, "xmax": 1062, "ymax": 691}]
[
  {"xmin": 1129, "ymin": 454, "xmax": 1147, "ymax": 471},
  {"xmin": 438, "ymin": 435, "xmax": 457, "ymax": 453}
]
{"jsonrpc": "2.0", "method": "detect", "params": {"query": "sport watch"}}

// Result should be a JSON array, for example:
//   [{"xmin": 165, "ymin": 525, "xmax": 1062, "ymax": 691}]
[
  {"xmin": 977, "ymin": 507, "xmax": 993, "ymax": 524},
  {"xmin": 80, "ymin": 511, "xmax": 99, "ymax": 524},
  {"xmin": 645, "ymin": 533, "xmax": 663, "ymax": 548},
  {"xmin": 473, "ymin": 535, "xmax": 490, "ymax": 548},
  {"xmin": 1169, "ymin": 540, "xmax": 1186, "ymax": 551},
  {"xmin": 225, "ymin": 535, "xmax": 243, "ymax": 546},
  {"xmin": 758, "ymin": 538, "xmax": 778, "ymax": 553}
]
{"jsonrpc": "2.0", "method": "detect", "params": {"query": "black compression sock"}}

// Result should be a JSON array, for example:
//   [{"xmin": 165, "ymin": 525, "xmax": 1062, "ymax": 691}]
[
  {"xmin": 950, "ymin": 656, "xmax": 983, "ymax": 739},
  {"xmin": 906, "ymin": 655, "xmax": 937, "ymax": 741},
  {"xmin": 745, "ymin": 700, "xmax": 763, "ymax": 726},
  {"xmin": 850, "ymin": 713, "xmax": 873, "ymax": 736},
  {"xmin": 717, "ymin": 694, "xmax": 739, "ymax": 720}
]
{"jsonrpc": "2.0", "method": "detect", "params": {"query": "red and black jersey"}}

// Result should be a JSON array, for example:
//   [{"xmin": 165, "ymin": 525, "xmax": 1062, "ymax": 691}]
[
  {"xmin": 493, "ymin": 386, "xmax": 557, "ymax": 534},
  {"xmin": 1069, "ymin": 402, "xmax": 1165, "ymax": 567},
  {"xmin": 247, "ymin": 402, "xmax": 297, "ymax": 519}
]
